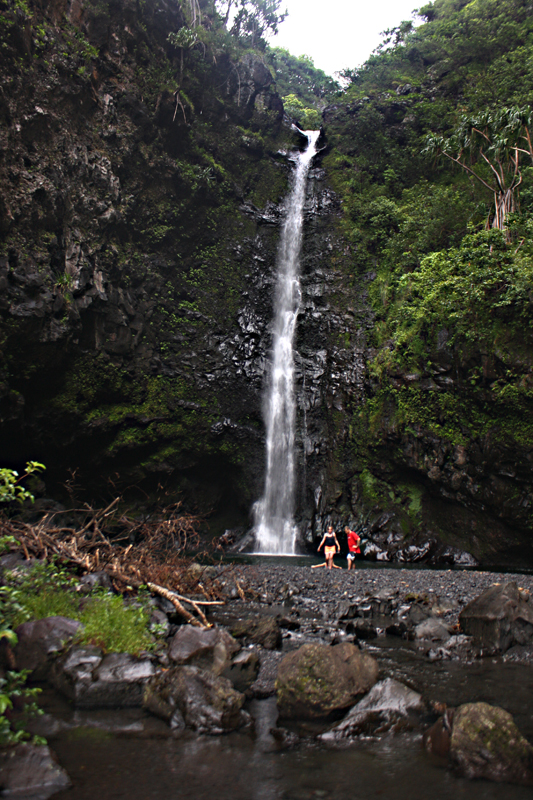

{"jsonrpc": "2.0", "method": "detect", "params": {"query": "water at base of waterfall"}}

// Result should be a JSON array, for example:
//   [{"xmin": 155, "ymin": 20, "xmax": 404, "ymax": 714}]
[{"xmin": 254, "ymin": 129, "xmax": 321, "ymax": 555}]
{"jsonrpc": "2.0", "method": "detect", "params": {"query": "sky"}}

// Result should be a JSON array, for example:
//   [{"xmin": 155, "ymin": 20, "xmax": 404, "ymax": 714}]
[{"xmin": 271, "ymin": 0, "xmax": 423, "ymax": 76}]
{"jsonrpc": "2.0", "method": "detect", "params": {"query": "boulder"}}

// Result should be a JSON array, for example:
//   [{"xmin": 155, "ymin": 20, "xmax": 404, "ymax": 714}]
[
  {"xmin": 0, "ymin": 743, "xmax": 70, "ymax": 799},
  {"xmin": 231, "ymin": 617, "xmax": 282, "ymax": 650},
  {"xmin": 168, "ymin": 625, "xmax": 240, "ymax": 674},
  {"xmin": 320, "ymin": 678, "xmax": 425, "ymax": 741},
  {"xmin": 459, "ymin": 582, "xmax": 533, "ymax": 653},
  {"xmin": 143, "ymin": 665, "xmax": 249, "ymax": 734},
  {"xmin": 51, "ymin": 647, "xmax": 155, "ymax": 708},
  {"xmin": 415, "ymin": 618, "xmax": 451, "ymax": 642},
  {"xmin": 15, "ymin": 616, "xmax": 82, "ymax": 679},
  {"xmin": 450, "ymin": 702, "xmax": 533, "ymax": 785},
  {"xmin": 222, "ymin": 649, "xmax": 259, "ymax": 692},
  {"xmin": 276, "ymin": 642, "xmax": 379, "ymax": 719}
]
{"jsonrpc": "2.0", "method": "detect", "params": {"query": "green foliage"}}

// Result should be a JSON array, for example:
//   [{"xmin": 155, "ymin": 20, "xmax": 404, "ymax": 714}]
[
  {"xmin": 167, "ymin": 28, "xmax": 198, "ymax": 50},
  {"xmin": 281, "ymin": 93, "xmax": 321, "ymax": 129},
  {"xmin": 375, "ymin": 227, "xmax": 533, "ymax": 371},
  {"xmin": 228, "ymin": 0, "xmax": 287, "ymax": 48},
  {"xmin": 0, "ymin": 462, "xmax": 45, "ymax": 505},
  {"xmin": 324, "ymin": 0, "xmax": 533, "ymax": 481},
  {"xmin": 424, "ymin": 106, "xmax": 533, "ymax": 230},
  {"xmin": 2, "ymin": 560, "xmax": 154, "ymax": 655},
  {"xmin": 0, "ymin": 670, "xmax": 44, "ymax": 747},
  {"xmin": 78, "ymin": 594, "xmax": 153, "ymax": 654},
  {"xmin": 266, "ymin": 47, "xmax": 339, "ymax": 105}
]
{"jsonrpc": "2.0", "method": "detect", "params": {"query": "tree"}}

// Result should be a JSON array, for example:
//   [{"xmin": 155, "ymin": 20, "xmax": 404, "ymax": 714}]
[
  {"xmin": 281, "ymin": 94, "xmax": 321, "ymax": 129},
  {"xmin": 266, "ymin": 48, "xmax": 340, "ymax": 105},
  {"xmin": 181, "ymin": 0, "xmax": 203, "ymax": 28},
  {"xmin": 228, "ymin": 0, "xmax": 287, "ymax": 48},
  {"xmin": 425, "ymin": 107, "xmax": 533, "ymax": 237}
]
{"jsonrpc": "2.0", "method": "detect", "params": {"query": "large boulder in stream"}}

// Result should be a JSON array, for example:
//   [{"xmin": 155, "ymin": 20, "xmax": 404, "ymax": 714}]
[
  {"xmin": 276, "ymin": 642, "xmax": 379, "ymax": 719},
  {"xmin": 459, "ymin": 581, "xmax": 533, "ymax": 653},
  {"xmin": 143, "ymin": 665, "xmax": 250, "ymax": 734},
  {"xmin": 450, "ymin": 702, "xmax": 533, "ymax": 785},
  {"xmin": 320, "ymin": 678, "xmax": 426, "ymax": 741}
]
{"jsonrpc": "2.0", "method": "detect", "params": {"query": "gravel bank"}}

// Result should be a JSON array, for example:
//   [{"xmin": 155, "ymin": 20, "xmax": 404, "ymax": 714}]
[{"xmin": 229, "ymin": 563, "xmax": 533, "ymax": 621}]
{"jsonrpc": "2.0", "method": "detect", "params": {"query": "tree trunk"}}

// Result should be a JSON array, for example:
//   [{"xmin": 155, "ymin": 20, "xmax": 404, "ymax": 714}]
[{"xmin": 491, "ymin": 188, "xmax": 516, "ymax": 241}]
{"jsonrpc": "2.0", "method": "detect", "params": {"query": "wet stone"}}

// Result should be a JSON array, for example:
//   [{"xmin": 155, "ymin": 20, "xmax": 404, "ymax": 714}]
[
  {"xmin": 459, "ymin": 581, "xmax": 533, "ymax": 653},
  {"xmin": 450, "ymin": 702, "xmax": 533, "ymax": 785},
  {"xmin": 143, "ymin": 665, "xmax": 249, "ymax": 735},
  {"xmin": 168, "ymin": 624, "xmax": 240, "ymax": 674},
  {"xmin": 320, "ymin": 678, "xmax": 426, "ymax": 741},
  {"xmin": 0, "ymin": 744, "xmax": 71, "ymax": 799},
  {"xmin": 276, "ymin": 642, "xmax": 379, "ymax": 720},
  {"xmin": 15, "ymin": 616, "xmax": 82, "ymax": 679}
]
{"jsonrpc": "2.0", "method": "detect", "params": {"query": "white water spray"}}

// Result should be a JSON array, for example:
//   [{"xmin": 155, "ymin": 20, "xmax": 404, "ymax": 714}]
[{"xmin": 254, "ymin": 130, "xmax": 320, "ymax": 555}]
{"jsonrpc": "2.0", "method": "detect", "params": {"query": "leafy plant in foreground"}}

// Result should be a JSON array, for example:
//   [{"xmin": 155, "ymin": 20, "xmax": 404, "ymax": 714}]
[{"xmin": 0, "ymin": 462, "xmax": 45, "ymax": 505}]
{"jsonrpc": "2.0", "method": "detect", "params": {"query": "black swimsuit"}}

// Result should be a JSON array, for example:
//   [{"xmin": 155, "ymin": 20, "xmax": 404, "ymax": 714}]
[{"xmin": 324, "ymin": 534, "xmax": 336, "ymax": 547}]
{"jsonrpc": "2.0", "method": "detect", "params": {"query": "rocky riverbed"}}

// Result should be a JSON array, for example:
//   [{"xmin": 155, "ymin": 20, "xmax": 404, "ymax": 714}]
[{"xmin": 5, "ymin": 562, "xmax": 533, "ymax": 799}]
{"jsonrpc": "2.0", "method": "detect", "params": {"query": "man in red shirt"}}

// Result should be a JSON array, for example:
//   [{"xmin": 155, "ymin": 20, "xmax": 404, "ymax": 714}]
[{"xmin": 345, "ymin": 526, "xmax": 361, "ymax": 570}]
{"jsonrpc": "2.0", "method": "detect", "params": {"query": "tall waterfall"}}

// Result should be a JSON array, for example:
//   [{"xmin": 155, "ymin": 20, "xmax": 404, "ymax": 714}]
[{"xmin": 254, "ymin": 129, "xmax": 320, "ymax": 555}]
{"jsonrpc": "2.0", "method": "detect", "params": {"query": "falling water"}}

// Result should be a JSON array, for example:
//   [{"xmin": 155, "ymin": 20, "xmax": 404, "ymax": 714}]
[{"xmin": 254, "ymin": 129, "xmax": 320, "ymax": 555}]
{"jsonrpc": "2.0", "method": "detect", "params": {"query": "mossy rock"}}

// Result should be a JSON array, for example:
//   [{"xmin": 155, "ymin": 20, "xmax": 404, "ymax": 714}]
[
  {"xmin": 450, "ymin": 702, "xmax": 533, "ymax": 785},
  {"xmin": 275, "ymin": 642, "xmax": 379, "ymax": 720}
]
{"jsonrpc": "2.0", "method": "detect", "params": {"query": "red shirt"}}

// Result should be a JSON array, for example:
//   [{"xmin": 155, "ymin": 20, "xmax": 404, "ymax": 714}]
[{"xmin": 347, "ymin": 530, "xmax": 360, "ymax": 553}]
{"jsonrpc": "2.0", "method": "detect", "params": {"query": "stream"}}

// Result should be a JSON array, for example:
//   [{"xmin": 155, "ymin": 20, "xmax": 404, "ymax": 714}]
[
  {"xmin": 36, "ymin": 561, "xmax": 533, "ymax": 800},
  {"xmin": 46, "ymin": 650, "xmax": 533, "ymax": 800}
]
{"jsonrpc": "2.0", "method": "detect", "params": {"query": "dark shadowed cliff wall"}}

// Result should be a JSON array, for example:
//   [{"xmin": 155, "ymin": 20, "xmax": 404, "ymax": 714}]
[
  {"xmin": 0, "ymin": 0, "xmax": 362, "ymax": 541},
  {"xmin": 2, "ymin": 0, "xmax": 533, "ymax": 568}
]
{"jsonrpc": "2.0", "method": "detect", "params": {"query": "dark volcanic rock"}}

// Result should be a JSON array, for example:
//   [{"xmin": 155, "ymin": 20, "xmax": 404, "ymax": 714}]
[
  {"xmin": 143, "ymin": 665, "xmax": 249, "ymax": 734},
  {"xmin": 0, "ymin": 743, "xmax": 71, "ymax": 799},
  {"xmin": 231, "ymin": 617, "xmax": 282, "ymax": 649},
  {"xmin": 320, "ymin": 678, "xmax": 426, "ymax": 741},
  {"xmin": 276, "ymin": 642, "xmax": 379, "ymax": 719},
  {"xmin": 222, "ymin": 648, "xmax": 259, "ymax": 692},
  {"xmin": 168, "ymin": 625, "xmax": 240, "ymax": 674},
  {"xmin": 450, "ymin": 702, "xmax": 533, "ymax": 785},
  {"xmin": 459, "ymin": 581, "xmax": 533, "ymax": 653},
  {"xmin": 15, "ymin": 616, "xmax": 82, "ymax": 679},
  {"xmin": 51, "ymin": 647, "xmax": 155, "ymax": 708}
]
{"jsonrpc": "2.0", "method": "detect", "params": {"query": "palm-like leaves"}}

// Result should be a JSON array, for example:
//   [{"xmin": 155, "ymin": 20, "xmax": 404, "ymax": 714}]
[{"xmin": 424, "ymin": 106, "xmax": 533, "ymax": 236}]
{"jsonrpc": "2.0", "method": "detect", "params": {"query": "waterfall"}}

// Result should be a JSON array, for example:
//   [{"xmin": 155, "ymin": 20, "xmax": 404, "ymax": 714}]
[{"xmin": 254, "ymin": 129, "xmax": 320, "ymax": 555}]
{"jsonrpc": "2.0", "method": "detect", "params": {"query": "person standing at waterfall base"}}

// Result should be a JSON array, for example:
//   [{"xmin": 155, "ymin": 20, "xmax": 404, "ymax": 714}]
[
  {"xmin": 345, "ymin": 526, "xmax": 361, "ymax": 570},
  {"xmin": 314, "ymin": 526, "xmax": 341, "ymax": 570}
]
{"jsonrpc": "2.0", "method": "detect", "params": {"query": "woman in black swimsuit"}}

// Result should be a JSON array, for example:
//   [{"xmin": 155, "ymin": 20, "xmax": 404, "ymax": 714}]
[{"xmin": 315, "ymin": 525, "xmax": 341, "ymax": 570}]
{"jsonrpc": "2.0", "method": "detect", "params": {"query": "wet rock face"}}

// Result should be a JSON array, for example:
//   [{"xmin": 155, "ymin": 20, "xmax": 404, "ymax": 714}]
[
  {"xmin": 450, "ymin": 702, "xmax": 533, "ymax": 785},
  {"xmin": 0, "ymin": 0, "xmax": 360, "ymax": 539},
  {"xmin": 231, "ymin": 617, "xmax": 282, "ymax": 650},
  {"xmin": 50, "ymin": 647, "xmax": 156, "ymax": 708},
  {"xmin": 275, "ymin": 642, "xmax": 379, "ymax": 719}
]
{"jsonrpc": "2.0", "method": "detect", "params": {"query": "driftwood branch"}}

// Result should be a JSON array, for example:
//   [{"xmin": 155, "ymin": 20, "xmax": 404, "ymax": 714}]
[{"xmin": 0, "ymin": 500, "xmax": 224, "ymax": 628}]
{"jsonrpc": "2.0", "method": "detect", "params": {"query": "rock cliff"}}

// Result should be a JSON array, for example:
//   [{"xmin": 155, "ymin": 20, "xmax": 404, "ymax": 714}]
[{"xmin": 2, "ymin": 0, "xmax": 533, "ymax": 568}]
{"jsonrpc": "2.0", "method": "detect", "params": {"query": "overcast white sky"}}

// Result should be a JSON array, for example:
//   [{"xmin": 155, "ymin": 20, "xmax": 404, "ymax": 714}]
[{"xmin": 271, "ymin": 0, "xmax": 423, "ymax": 76}]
